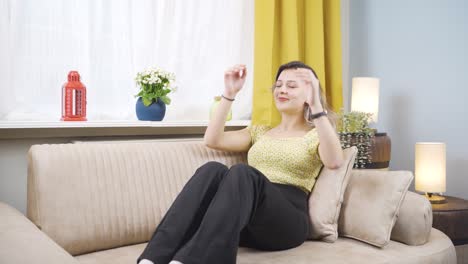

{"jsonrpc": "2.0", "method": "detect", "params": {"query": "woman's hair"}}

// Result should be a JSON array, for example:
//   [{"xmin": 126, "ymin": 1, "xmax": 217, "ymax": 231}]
[{"xmin": 274, "ymin": 61, "xmax": 337, "ymax": 128}]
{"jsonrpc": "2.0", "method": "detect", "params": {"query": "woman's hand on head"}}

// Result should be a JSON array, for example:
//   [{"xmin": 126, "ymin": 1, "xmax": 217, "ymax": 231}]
[
  {"xmin": 224, "ymin": 64, "xmax": 247, "ymax": 98},
  {"xmin": 296, "ymin": 69, "xmax": 323, "ymax": 111}
]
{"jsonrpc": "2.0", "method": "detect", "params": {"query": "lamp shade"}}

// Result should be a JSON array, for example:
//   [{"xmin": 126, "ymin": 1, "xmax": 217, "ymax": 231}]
[
  {"xmin": 351, "ymin": 77, "xmax": 380, "ymax": 122},
  {"xmin": 415, "ymin": 142, "xmax": 446, "ymax": 193}
]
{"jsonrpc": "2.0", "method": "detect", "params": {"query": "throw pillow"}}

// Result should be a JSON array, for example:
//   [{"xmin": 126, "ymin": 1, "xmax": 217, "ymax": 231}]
[
  {"xmin": 338, "ymin": 170, "xmax": 413, "ymax": 248},
  {"xmin": 390, "ymin": 191, "xmax": 433, "ymax": 245},
  {"xmin": 308, "ymin": 146, "xmax": 358, "ymax": 242}
]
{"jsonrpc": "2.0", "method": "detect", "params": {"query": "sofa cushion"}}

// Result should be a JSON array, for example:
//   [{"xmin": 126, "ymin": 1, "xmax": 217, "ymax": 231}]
[
  {"xmin": 308, "ymin": 146, "xmax": 357, "ymax": 242},
  {"xmin": 0, "ymin": 202, "xmax": 79, "ymax": 264},
  {"xmin": 338, "ymin": 170, "xmax": 413, "ymax": 248},
  {"xmin": 74, "ymin": 228, "xmax": 455, "ymax": 264},
  {"xmin": 391, "ymin": 191, "xmax": 433, "ymax": 245},
  {"xmin": 75, "ymin": 243, "xmax": 147, "ymax": 264},
  {"xmin": 27, "ymin": 141, "xmax": 246, "ymax": 256}
]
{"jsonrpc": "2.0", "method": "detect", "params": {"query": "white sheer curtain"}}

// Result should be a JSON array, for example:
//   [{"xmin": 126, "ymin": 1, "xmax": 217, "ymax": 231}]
[{"xmin": 0, "ymin": 0, "xmax": 253, "ymax": 121}]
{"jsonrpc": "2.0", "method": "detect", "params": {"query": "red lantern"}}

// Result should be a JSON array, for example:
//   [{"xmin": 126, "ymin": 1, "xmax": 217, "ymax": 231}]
[{"xmin": 61, "ymin": 71, "xmax": 87, "ymax": 121}]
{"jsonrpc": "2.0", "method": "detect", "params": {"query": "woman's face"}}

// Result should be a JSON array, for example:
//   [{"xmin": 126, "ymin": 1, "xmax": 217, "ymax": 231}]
[{"xmin": 273, "ymin": 69, "xmax": 309, "ymax": 114}]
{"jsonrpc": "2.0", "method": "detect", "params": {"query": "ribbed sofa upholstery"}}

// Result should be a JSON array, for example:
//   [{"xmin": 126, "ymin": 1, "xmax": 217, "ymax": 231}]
[{"xmin": 0, "ymin": 140, "xmax": 457, "ymax": 264}]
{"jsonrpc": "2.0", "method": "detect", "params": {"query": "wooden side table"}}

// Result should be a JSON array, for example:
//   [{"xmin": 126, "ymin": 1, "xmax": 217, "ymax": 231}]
[{"xmin": 432, "ymin": 196, "xmax": 468, "ymax": 264}]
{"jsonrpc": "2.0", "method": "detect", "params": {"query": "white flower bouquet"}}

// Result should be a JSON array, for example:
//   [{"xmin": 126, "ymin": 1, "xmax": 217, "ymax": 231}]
[{"xmin": 135, "ymin": 67, "xmax": 177, "ymax": 106}]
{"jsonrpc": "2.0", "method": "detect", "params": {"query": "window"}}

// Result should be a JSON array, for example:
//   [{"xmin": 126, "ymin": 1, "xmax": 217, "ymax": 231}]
[{"xmin": 0, "ymin": 0, "xmax": 253, "ymax": 121}]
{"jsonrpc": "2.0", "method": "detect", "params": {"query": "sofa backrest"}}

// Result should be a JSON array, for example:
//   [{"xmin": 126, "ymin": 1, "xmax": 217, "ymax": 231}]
[{"xmin": 27, "ymin": 140, "xmax": 246, "ymax": 256}]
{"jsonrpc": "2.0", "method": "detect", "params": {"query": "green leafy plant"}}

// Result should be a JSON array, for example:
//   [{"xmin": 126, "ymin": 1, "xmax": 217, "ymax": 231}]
[
  {"xmin": 135, "ymin": 67, "xmax": 177, "ymax": 106},
  {"xmin": 337, "ymin": 110, "xmax": 374, "ymax": 134},
  {"xmin": 337, "ymin": 110, "xmax": 375, "ymax": 168}
]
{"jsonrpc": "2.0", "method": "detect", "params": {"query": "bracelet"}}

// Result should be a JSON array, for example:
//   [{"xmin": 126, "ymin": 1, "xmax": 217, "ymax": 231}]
[{"xmin": 221, "ymin": 94, "xmax": 235, "ymax": 101}]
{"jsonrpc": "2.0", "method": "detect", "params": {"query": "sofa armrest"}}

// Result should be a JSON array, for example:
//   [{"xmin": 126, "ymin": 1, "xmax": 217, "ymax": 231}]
[
  {"xmin": 390, "ymin": 191, "xmax": 433, "ymax": 245},
  {"xmin": 0, "ymin": 202, "xmax": 78, "ymax": 264}
]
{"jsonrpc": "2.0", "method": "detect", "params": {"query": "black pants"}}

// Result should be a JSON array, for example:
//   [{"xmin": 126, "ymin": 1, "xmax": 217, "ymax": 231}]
[{"xmin": 137, "ymin": 161, "xmax": 309, "ymax": 264}]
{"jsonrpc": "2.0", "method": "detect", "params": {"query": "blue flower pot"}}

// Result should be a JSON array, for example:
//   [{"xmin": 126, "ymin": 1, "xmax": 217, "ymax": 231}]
[{"xmin": 136, "ymin": 97, "xmax": 166, "ymax": 121}]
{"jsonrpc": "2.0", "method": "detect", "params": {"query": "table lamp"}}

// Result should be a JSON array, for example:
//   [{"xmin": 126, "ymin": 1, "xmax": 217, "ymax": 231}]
[
  {"xmin": 415, "ymin": 142, "xmax": 447, "ymax": 204},
  {"xmin": 351, "ymin": 77, "xmax": 391, "ymax": 169},
  {"xmin": 351, "ymin": 77, "xmax": 379, "ymax": 122}
]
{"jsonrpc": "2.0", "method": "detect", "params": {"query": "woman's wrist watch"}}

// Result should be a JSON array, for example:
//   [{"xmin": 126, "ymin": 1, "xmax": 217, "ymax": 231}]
[{"xmin": 310, "ymin": 110, "xmax": 328, "ymax": 120}]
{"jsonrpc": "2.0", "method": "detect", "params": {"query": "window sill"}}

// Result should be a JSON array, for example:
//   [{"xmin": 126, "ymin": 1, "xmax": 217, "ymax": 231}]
[{"xmin": 0, "ymin": 120, "xmax": 251, "ymax": 139}]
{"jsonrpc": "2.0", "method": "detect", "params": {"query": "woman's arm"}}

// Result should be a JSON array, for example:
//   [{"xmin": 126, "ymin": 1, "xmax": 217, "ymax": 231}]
[
  {"xmin": 204, "ymin": 64, "xmax": 251, "ymax": 152},
  {"xmin": 203, "ymin": 98, "xmax": 251, "ymax": 152},
  {"xmin": 310, "ymin": 105, "xmax": 344, "ymax": 169},
  {"xmin": 300, "ymin": 68, "xmax": 344, "ymax": 169}
]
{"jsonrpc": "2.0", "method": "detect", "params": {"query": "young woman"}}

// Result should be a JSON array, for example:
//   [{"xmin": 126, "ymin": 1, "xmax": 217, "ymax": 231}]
[{"xmin": 137, "ymin": 61, "xmax": 344, "ymax": 264}]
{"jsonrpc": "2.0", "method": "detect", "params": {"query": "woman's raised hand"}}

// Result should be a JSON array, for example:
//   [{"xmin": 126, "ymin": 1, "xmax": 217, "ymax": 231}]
[
  {"xmin": 224, "ymin": 64, "xmax": 247, "ymax": 98},
  {"xmin": 296, "ymin": 68, "xmax": 322, "ymax": 110}
]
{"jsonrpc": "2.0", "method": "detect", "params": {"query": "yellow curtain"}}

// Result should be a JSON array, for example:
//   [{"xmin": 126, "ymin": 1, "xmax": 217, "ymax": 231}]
[{"xmin": 252, "ymin": 0, "xmax": 343, "ymax": 126}]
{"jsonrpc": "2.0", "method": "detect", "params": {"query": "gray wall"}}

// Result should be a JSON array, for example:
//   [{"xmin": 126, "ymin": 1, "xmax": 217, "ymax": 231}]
[
  {"xmin": 349, "ymin": 0, "xmax": 468, "ymax": 199},
  {"xmin": 0, "ymin": 139, "xmax": 70, "ymax": 214}
]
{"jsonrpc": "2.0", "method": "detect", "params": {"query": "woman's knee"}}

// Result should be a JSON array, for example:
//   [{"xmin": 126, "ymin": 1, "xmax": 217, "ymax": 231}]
[
  {"xmin": 223, "ymin": 163, "xmax": 264, "ymax": 186},
  {"xmin": 194, "ymin": 161, "xmax": 229, "ymax": 180},
  {"xmin": 225, "ymin": 163, "xmax": 249, "ymax": 180},
  {"xmin": 227, "ymin": 163, "xmax": 254, "ymax": 176},
  {"xmin": 201, "ymin": 161, "xmax": 229, "ymax": 170}
]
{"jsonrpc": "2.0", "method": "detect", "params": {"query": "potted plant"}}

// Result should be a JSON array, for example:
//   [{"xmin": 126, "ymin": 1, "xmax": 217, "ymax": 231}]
[
  {"xmin": 134, "ymin": 67, "xmax": 177, "ymax": 121},
  {"xmin": 336, "ymin": 110, "xmax": 375, "ymax": 168}
]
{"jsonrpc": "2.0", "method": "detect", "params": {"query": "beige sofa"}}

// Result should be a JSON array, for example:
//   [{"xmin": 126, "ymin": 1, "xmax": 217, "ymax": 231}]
[{"xmin": 0, "ymin": 140, "xmax": 457, "ymax": 264}]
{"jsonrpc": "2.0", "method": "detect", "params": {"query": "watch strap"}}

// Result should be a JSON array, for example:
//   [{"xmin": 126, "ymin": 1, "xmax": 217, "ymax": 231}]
[{"xmin": 310, "ymin": 111, "xmax": 328, "ymax": 120}]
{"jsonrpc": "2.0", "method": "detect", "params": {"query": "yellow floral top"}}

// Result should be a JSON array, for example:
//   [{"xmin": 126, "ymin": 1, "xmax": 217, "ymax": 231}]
[{"xmin": 247, "ymin": 125, "xmax": 323, "ymax": 193}]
